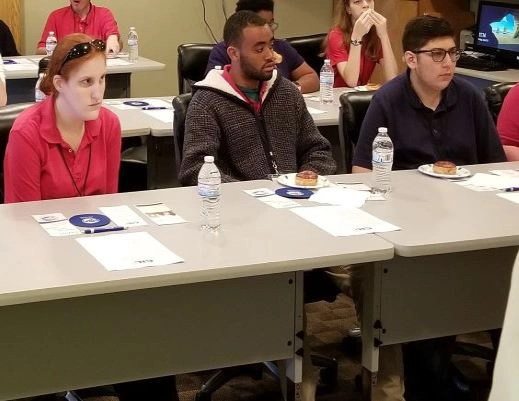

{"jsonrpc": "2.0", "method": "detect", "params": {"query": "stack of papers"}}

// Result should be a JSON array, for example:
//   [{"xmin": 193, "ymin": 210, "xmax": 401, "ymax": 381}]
[
  {"xmin": 456, "ymin": 173, "xmax": 519, "ymax": 191},
  {"xmin": 291, "ymin": 206, "xmax": 400, "ymax": 237},
  {"xmin": 77, "ymin": 231, "xmax": 183, "ymax": 271},
  {"xmin": 309, "ymin": 187, "xmax": 370, "ymax": 208}
]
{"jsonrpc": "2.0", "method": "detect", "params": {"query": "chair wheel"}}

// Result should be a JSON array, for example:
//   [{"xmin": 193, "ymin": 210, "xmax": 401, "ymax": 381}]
[
  {"xmin": 319, "ymin": 365, "xmax": 338, "ymax": 387},
  {"xmin": 195, "ymin": 391, "xmax": 212, "ymax": 401},
  {"xmin": 354, "ymin": 374, "xmax": 362, "ymax": 391}
]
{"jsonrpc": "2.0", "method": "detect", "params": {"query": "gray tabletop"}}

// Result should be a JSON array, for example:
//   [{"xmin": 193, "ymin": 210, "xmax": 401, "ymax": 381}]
[
  {"xmin": 455, "ymin": 67, "xmax": 519, "ymax": 83},
  {"xmin": 330, "ymin": 162, "xmax": 519, "ymax": 257},
  {"xmin": 0, "ymin": 179, "xmax": 393, "ymax": 307},
  {"xmin": 304, "ymin": 87, "xmax": 355, "ymax": 127},
  {"xmin": 4, "ymin": 55, "xmax": 165, "ymax": 80}
]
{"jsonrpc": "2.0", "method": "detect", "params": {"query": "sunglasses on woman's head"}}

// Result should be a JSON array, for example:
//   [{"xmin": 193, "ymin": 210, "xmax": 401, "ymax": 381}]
[{"xmin": 59, "ymin": 39, "xmax": 106, "ymax": 72}]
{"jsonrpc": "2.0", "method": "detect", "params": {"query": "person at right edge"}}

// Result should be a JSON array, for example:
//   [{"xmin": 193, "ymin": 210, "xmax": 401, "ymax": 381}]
[{"xmin": 351, "ymin": 15, "xmax": 505, "ymax": 401}]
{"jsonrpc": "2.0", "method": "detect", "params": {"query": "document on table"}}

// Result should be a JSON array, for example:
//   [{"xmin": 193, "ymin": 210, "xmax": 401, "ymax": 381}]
[
  {"xmin": 306, "ymin": 106, "xmax": 327, "ymax": 115},
  {"xmin": 142, "ymin": 108, "xmax": 173, "ymax": 123},
  {"xmin": 291, "ymin": 206, "xmax": 400, "ymax": 236},
  {"xmin": 76, "ymin": 231, "xmax": 184, "ymax": 271},
  {"xmin": 497, "ymin": 192, "xmax": 519, "ymax": 204},
  {"xmin": 98, "ymin": 205, "xmax": 148, "ymax": 227},
  {"xmin": 106, "ymin": 58, "xmax": 132, "ymax": 66},
  {"xmin": 134, "ymin": 202, "xmax": 186, "ymax": 225},
  {"xmin": 309, "ymin": 187, "xmax": 370, "ymax": 208},
  {"xmin": 32, "ymin": 213, "xmax": 81, "ymax": 237},
  {"xmin": 3, "ymin": 58, "xmax": 35, "ymax": 70},
  {"xmin": 105, "ymin": 98, "xmax": 172, "ymax": 111},
  {"xmin": 455, "ymin": 173, "xmax": 519, "ymax": 191},
  {"xmin": 489, "ymin": 169, "xmax": 519, "ymax": 178},
  {"xmin": 243, "ymin": 188, "xmax": 300, "ymax": 208}
]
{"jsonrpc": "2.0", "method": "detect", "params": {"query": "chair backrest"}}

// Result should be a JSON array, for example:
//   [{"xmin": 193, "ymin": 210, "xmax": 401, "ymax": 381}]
[
  {"xmin": 285, "ymin": 33, "xmax": 326, "ymax": 74},
  {"xmin": 177, "ymin": 43, "xmax": 215, "ymax": 94},
  {"xmin": 483, "ymin": 82, "xmax": 516, "ymax": 123},
  {"xmin": 338, "ymin": 91, "xmax": 375, "ymax": 173},
  {"xmin": 172, "ymin": 93, "xmax": 193, "ymax": 174},
  {"xmin": 0, "ymin": 102, "xmax": 35, "ymax": 203}
]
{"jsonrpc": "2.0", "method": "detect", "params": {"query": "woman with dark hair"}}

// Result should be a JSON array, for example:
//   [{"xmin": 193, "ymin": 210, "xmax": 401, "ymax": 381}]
[
  {"xmin": 326, "ymin": 0, "xmax": 397, "ymax": 87},
  {"xmin": 4, "ymin": 33, "xmax": 120, "ymax": 203},
  {"xmin": 0, "ymin": 19, "xmax": 20, "ymax": 57}
]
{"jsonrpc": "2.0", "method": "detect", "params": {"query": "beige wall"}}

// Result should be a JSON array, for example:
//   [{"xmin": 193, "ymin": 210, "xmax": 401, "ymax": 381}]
[{"xmin": 23, "ymin": 0, "xmax": 333, "ymax": 97}]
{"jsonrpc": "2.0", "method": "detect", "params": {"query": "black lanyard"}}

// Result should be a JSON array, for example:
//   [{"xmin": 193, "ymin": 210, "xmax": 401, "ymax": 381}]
[
  {"xmin": 255, "ymin": 112, "xmax": 279, "ymax": 175},
  {"xmin": 59, "ymin": 145, "xmax": 92, "ymax": 197}
]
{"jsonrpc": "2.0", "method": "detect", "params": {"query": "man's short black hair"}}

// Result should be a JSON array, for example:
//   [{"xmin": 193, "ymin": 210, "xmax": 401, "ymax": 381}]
[
  {"xmin": 224, "ymin": 10, "xmax": 267, "ymax": 47},
  {"xmin": 235, "ymin": 0, "xmax": 274, "ymax": 13},
  {"xmin": 402, "ymin": 15, "xmax": 454, "ymax": 52}
]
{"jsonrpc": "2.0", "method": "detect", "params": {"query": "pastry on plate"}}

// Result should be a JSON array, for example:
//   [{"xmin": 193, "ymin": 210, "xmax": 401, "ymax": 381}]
[
  {"xmin": 295, "ymin": 170, "xmax": 318, "ymax": 186},
  {"xmin": 432, "ymin": 161, "xmax": 457, "ymax": 175}
]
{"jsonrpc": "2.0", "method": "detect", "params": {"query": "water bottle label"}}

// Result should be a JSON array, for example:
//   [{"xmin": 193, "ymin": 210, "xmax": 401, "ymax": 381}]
[
  {"xmin": 198, "ymin": 183, "xmax": 220, "ymax": 198},
  {"xmin": 128, "ymin": 39, "xmax": 138, "ymax": 46},
  {"xmin": 372, "ymin": 151, "xmax": 393, "ymax": 163}
]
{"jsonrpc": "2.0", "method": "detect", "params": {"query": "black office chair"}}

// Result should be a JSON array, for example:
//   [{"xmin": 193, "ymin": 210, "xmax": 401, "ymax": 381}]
[
  {"xmin": 173, "ymin": 92, "xmax": 339, "ymax": 401},
  {"xmin": 177, "ymin": 43, "xmax": 215, "ymax": 94},
  {"xmin": 0, "ymin": 102, "xmax": 34, "ymax": 203},
  {"xmin": 338, "ymin": 91, "xmax": 376, "ymax": 173},
  {"xmin": 483, "ymin": 81, "xmax": 515, "ymax": 123},
  {"xmin": 286, "ymin": 33, "xmax": 327, "ymax": 75},
  {"xmin": 172, "ymin": 93, "xmax": 192, "ymax": 174}
]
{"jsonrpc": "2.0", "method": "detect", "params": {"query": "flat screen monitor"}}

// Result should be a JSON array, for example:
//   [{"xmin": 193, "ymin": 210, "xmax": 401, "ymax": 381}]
[{"xmin": 474, "ymin": 0, "xmax": 519, "ymax": 66}]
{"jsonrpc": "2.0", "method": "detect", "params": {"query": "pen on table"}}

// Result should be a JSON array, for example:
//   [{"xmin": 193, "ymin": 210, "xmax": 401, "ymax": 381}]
[
  {"xmin": 504, "ymin": 187, "xmax": 519, "ymax": 192},
  {"xmin": 83, "ymin": 226, "xmax": 128, "ymax": 234},
  {"xmin": 142, "ymin": 106, "xmax": 167, "ymax": 110}
]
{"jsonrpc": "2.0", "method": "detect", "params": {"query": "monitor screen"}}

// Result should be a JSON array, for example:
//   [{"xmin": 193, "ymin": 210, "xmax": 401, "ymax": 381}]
[{"xmin": 474, "ymin": 0, "xmax": 519, "ymax": 65}]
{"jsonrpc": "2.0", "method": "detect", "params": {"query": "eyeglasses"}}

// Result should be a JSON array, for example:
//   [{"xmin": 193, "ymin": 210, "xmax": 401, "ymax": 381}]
[
  {"xmin": 412, "ymin": 47, "xmax": 462, "ymax": 62},
  {"xmin": 59, "ymin": 39, "xmax": 106, "ymax": 72},
  {"xmin": 268, "ymin": 21, "xmax": 279, "ymax": 32}
]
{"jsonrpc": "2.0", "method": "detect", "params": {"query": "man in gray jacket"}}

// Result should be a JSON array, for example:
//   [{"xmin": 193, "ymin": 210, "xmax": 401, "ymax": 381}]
[{"xmin": 179, "ymin": 10, "xmax": 336, "ymax": 185}]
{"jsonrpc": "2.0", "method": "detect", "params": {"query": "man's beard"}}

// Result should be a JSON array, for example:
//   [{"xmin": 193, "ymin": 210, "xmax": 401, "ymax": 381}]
[{"xmin": 240, "ymin": 57, "xmax": 273, "ymax": 82}]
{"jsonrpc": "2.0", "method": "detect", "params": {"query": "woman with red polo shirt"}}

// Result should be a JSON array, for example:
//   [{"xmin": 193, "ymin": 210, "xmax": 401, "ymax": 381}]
[
  {"xmin": 4, "ymin": 32, "xmax": 180, "ymax": 401},
  {"xmin": 4, "ymin": 33, "xmax": 120, "ymax": 203},
  {"xmin": 325, "ymin": 0, "xmax": 398, "ymax": 88}
]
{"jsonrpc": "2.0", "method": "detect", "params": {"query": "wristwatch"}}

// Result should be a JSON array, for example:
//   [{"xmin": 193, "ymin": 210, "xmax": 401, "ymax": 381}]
[{"xmin": 350, "ymin": 39, "xmax": 363, "ymax": 46}]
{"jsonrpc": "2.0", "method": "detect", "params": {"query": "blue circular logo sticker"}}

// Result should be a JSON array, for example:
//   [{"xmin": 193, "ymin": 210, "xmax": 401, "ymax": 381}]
[{"xmin": 69, "ymin": 214, "xmax": 110, "ymax": 228}]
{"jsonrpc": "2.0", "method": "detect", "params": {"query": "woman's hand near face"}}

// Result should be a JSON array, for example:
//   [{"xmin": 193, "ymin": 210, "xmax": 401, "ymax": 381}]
[
  {"xmin": 369, "ymin": 10, "xmax": 389, "ymax": 38},
  {"xmin": 351, "ymin": 9, "xmax": 373, "ymax": 40}
]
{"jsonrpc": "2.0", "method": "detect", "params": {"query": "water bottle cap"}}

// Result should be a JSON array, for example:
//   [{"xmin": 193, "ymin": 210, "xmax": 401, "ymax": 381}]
[
  {"xmin": 204, "ymin": 155, "xmax": 214, "ymax": 163},
  {"xmin": 129, "ymin": 27, "xmax": 136, "ymax": 30},
  {"xmin": 215, "ymin": 65, "xmax": 222, "ymax": 70},
  {"xmin": 324, "ymin": 59, "xmax": 331, "ymax": 64},
  {"xmin": 378, "ymin": 127, "xmax": 388, "ymax": 133},
  {"xmin": 49, "ymin": 31, "xmax": 55, "ymax": 35}
]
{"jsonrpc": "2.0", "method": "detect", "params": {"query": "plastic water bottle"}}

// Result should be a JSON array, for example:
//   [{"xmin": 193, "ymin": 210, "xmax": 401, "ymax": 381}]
[
  {"xmin": 128, "ymin": 27, "xmax": 139, "ymax": 62},
  {"xmin": 45, "ymin": 31, "xmax": 57, "ymax": 56},
  {"xmin": 35, "ymin": 73, "xmax": 46, "ymax": 102},
  {"xmin": 198, "ymin": 156, "xmax": 221, "ymax": 231},
  {"xmin": 35, "ymin": 57, "xmax": 50, "ymax": 102},
  {"xmin": 372, "ymin": 127, "xmax": 393, "ymax": 196},
  {"xmin": 319, "ymin": 59, "xmax": 334, "ymax": 104}
]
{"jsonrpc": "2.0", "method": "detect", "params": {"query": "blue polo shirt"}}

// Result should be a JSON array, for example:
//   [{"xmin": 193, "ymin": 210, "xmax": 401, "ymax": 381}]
[
  {"xmin": 205, "ymin": 39, "xmax": 304, "ymax": 79},
  {"xmin": 352, "ymin": 71, "xmax": 506, "ymax": 170}
]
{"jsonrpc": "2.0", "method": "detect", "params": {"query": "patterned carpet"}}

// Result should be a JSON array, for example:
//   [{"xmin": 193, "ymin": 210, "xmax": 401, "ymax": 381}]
[{"xmin": 176, "ymin": 294, "xmax": 492, "ymax": 401}]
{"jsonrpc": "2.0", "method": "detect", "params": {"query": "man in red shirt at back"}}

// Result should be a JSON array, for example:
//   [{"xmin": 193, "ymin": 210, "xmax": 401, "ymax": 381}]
[{"xmin": 36, "ymin": 0, "xmax": 120, "ymax": 55}]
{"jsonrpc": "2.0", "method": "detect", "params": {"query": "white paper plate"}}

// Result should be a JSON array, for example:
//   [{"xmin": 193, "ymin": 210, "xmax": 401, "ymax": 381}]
[
  {"xmin": 277, "ymin": 173, "xmax": 329, "ymax": 189},
  {"xmin": 418, "ymin": 164, "xmax": 471, "ymax": 179}
]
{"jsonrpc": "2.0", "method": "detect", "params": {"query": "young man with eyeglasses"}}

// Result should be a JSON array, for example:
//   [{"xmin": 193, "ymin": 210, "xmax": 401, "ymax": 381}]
[
  {"xmin": 205, "ymin": 0, "xmax": 319, "ymax": 93},
  {"xmin": 349, "ymin": 15, "xmax": 505, "ymax": 401},
  {"xmin": 353, "ymin": 15, "xmax": 505, "ymax": 172}
]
